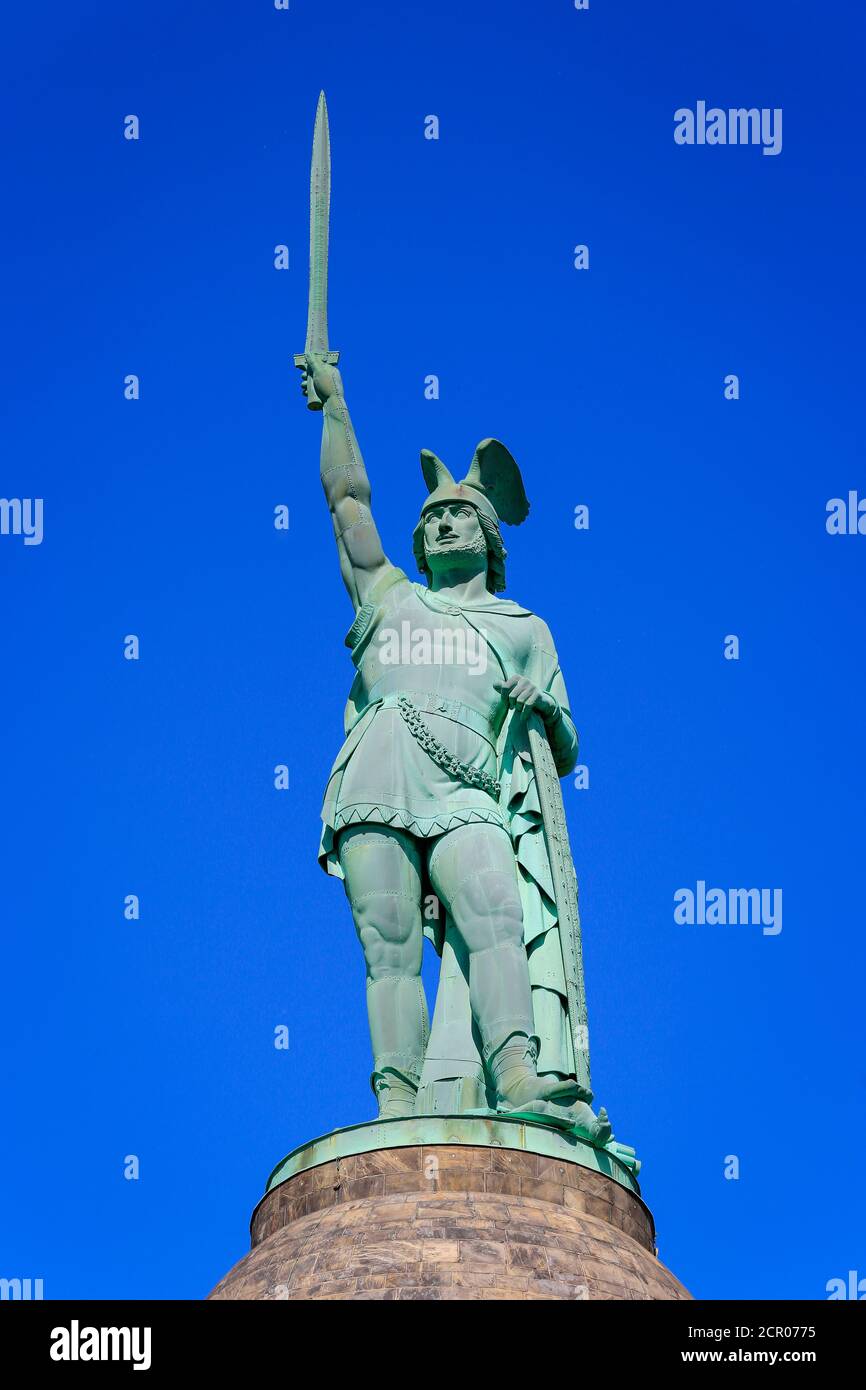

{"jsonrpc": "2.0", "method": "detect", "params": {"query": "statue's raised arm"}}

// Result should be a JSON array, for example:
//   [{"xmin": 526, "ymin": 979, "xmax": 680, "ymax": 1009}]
[{"xmin": 299, "ymin": 352, "xmax": 390, "ymax": 611}]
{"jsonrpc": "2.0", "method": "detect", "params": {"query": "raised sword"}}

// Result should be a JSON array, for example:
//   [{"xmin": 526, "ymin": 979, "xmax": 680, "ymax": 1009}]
[{"xmin": 294, "ymin": 90, "xmax": 340, "ymax": 409}]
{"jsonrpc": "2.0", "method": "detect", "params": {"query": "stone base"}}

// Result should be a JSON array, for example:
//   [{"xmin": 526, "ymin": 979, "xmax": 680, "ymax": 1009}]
[{"xmin": 207, "ymin": 1116, "xmax": 690, "ymax": 1301}]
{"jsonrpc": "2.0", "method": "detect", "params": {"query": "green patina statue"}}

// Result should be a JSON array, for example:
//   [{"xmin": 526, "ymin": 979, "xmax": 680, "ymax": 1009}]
[{"xmin": 295, "ymin": 95, "xmax": 611, "ymax": 1147}]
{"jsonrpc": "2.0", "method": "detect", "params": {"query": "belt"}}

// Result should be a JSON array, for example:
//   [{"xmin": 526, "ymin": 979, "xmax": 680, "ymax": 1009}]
[
  {"xmin": 375, "ymin": 688, "xmax": 496, "ymax": 751},
  {"xmin": 391, "ymin": 693, "xmax": 501, "ymax": 801}
]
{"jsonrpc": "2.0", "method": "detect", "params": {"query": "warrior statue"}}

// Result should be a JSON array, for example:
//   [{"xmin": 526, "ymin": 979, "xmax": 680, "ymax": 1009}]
[{"xmin": 296, "ymin": 95, "xmax": 610, "ymax": 1146}]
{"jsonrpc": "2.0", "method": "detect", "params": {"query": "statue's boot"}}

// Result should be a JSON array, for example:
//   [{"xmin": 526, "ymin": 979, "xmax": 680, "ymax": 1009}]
[
  {"xmin": 485, "ymin": 1030, "xmax": 584, "ymax": 1108},
  {"xmin": 366, "ymin": 975, "xmax": 429, "ymax": 1119},
  {"xmin": 471, "ymin": 943, "xmax": 581, "ymax": 1103},
  {"xmin": 471, "ymin": 943, "xmax": 611, "ymax": 1143},
  {"xmin": 486, "ymin": 1032, "xmax": 611, "ymax": 1143}
]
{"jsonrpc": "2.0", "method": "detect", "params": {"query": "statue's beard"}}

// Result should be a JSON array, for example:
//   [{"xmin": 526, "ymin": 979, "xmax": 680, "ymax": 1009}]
[{"xmin": 425, "ymin": 532, "xmax": 488, "ymax": 571}]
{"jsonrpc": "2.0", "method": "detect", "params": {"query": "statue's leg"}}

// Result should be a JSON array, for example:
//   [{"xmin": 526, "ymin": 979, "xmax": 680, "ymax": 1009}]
[
  {"xmin": 427, "ymin": 823, "xmax": 610, "ymax": 1142},
  {"xmin": 337, "ymin": 825, "xmax": 429, "ymax": 1119}
]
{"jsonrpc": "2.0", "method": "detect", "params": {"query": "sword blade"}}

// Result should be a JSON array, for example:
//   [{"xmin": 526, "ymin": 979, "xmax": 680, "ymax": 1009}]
[{"xmin": 305, "ymin": 91, "xmax": 331, "ymax": 355}]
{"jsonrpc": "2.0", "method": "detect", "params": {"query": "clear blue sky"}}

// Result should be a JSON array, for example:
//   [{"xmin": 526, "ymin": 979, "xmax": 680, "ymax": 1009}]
[{"xmin": 2, "ymin": 0, "xmax": 864, "ymax": 1300}]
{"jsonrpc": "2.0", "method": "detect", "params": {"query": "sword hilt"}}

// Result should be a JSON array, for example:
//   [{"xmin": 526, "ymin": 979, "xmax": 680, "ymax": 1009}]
[{"xmin": 294, "ymin": 350, "xmax": 340, "ymax": 412}]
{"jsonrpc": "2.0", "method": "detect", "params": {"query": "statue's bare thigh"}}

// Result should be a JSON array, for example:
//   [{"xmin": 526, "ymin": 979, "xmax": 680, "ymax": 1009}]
[{"xmin": 337, "ymin": 825, "xmax": 423, "ymax": 978}]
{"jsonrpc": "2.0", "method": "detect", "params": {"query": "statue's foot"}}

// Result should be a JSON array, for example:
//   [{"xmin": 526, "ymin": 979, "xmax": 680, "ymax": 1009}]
[
  {"xmin": 516, "ymin": 1075, "xmax": 579, "ymax": 1104},
  {"xmin": 487, "ymin": 1036, "xmax": 595, "ymax": 1115},
  {"xmin": 497, "ymin": 1073, "xmax": 593, "ymax": 1109},
  {"xmin": 377, "ymin": 1097, "xmax": 415, "ymax": 1120},
  {"xmin": 543, "ymin": 1075, "xmax": 594, "ymax": 1106},
  {"xmin": 371, "ymin": 1068, "xmax": 418, "ymax": 1120},
  {"xmin": 499, "ymin": 1096, "xmax": 612, "ymax": 1146}
]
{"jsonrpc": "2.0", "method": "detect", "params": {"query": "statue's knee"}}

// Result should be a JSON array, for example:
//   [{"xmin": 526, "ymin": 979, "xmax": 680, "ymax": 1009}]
[
  {"xmin": 356, "ymin": 907, "xmax": 422, "ymax": 978},
  {"xmin": 365, "ymin": 958, "xmax": 413, "ymax": 984},
  {"xmin": 352, "ymin": 891, "xmax": 418, "ymax": 939},
  {"xmin": 493, "ymin": 902, "xmax": 525, "ymax": 948},
  {"xmin": 453, "ymin": 871, "xmax": 523, "ymax": 939}
]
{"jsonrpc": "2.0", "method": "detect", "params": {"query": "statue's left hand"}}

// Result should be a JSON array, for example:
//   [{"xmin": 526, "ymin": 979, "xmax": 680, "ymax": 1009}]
[{"xmin": 495, "ymin": 675, "xmax": 558, "ymax": 722}]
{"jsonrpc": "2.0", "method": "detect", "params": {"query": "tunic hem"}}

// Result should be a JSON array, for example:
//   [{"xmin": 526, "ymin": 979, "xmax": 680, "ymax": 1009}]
[{"xmin": 318, "ymin": 802, "xmax": 508, "ymax": 873}]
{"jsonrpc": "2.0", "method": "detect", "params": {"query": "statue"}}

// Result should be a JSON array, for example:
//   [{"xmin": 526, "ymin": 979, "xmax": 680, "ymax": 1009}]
[{"xmin": 295, "ymin": 94, "xmax": 611, "ymax": 1147}]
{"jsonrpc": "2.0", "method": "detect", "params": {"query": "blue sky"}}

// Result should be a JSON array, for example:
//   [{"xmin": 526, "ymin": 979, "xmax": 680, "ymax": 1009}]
[{"xmin": 2, "ymin": 0, "xmax": 864, "ymax": 1300}]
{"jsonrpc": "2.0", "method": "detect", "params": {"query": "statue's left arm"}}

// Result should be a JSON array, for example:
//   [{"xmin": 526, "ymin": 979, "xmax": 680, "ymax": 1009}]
[
  {"xmin": 495, "ymin": 620, "xmax": 580, "ymax": 776},
  {"xmin": 497, "ymin": 672, "xmax": 579, "ymax": 777},
  {"xmin": 539, "ymin": 684, "xmax": 580, "ymax": 776}
]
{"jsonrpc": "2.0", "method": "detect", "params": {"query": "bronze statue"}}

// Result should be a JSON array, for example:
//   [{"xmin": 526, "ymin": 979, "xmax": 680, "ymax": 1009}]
[{"xmin": 296, "ymin": 94, "xmax": 610, "ymax": 1145}]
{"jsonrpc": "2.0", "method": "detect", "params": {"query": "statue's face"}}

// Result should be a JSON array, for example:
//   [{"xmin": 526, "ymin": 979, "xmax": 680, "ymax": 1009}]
[{"xmin": 423, "ymin": 502, "xmax": 487, "ymax": 573}]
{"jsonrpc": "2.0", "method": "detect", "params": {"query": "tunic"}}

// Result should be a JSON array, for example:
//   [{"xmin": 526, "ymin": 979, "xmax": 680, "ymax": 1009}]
[{"xmin": 318, "ymin": 563, "xmax": 575, "ymax": 876}]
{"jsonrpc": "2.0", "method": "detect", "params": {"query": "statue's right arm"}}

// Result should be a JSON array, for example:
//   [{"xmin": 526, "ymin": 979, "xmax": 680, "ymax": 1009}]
[{"xmin": 303, "ymin": 356, "xmax": 390, "ymax": 611}]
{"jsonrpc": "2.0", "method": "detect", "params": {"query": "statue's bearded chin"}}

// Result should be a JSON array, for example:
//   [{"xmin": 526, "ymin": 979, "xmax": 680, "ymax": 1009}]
[{"xmin": 425, "ymin": 532, "xmax": 488, "ymax": 571}]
